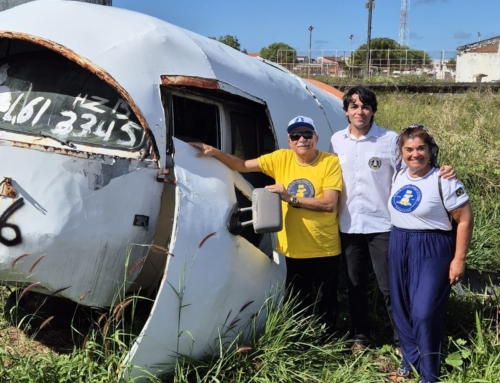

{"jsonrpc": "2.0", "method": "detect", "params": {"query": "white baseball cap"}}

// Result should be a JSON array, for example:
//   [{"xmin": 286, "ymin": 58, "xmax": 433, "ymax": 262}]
[{"xmin": 287, "ymin": 116, "xmax": 316, "ymax": 134}]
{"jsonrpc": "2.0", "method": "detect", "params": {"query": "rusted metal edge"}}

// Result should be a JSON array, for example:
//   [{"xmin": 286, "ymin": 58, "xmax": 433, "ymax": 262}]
[
  {"xmin": 161, "ymin": 75, "xmax": 220, "ymax": 90},
  {"xmin": 0, "ymin": 31, "xmax": 160, "ymax": 161},
  {"xmin": 0, "ymin": 134, "xmax": 149, "ymax": 162}
]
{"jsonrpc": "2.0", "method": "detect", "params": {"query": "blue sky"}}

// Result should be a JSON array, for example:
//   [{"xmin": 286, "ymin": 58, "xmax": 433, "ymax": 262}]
[{"xmin": 113, "ymin": 0, "xmax": 499, "ymax": 58}]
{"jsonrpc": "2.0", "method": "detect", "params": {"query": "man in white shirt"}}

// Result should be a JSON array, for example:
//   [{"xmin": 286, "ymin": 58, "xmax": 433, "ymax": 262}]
[
  {"xmin": 330, "ymin": 86, "xmax": 397, "ymax": 350},
  {"xmin": 330, "ymin": 86, "xmax": 454, "ymax": 350}
]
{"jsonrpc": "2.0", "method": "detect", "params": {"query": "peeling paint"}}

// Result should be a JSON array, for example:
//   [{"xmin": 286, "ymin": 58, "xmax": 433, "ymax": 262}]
[{"xmin": 161, "ymin": 76, "xmax": 220, "ymax": 89}]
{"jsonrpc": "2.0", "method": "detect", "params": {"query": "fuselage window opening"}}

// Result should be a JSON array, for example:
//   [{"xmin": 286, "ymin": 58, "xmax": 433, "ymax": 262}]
[
  {"xmin": 170, "ymin": 94, "xmax": 220, "ymax": 149},
  {"xmin": 161, "ymin": 86, "xmax": 278, "ymax": 254}
]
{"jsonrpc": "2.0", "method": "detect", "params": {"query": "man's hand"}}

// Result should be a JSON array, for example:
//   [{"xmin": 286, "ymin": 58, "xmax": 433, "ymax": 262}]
[
  {"xmin": 265, "ymin": 184, "xmax": 291, "ymax": 203},
  {"xmin": 189, "ymin": 142, "xmax": 217, "ymax": 158},
  {"xmin": 189, "ymin": 142, "xmax": 261, "ymax": 173},
  {"xmin": 439, "ymin": 165, "xmax": 456, "ymax": 180}
]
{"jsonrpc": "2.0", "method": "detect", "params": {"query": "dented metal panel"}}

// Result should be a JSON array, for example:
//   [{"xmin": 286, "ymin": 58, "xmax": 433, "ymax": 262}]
[
  {"xmin": 0, "ymin": 145, "xmax": 162, "ymax": 306},
  {"xmin": 123, "ymin": 139, "xmax": 286, "ymax": 379}
]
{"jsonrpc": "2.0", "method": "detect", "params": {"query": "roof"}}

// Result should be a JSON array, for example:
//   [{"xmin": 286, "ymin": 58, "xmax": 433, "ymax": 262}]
[
  {"xmin": 247, "ymin": 53, "xmax": 260, "ymax": 57},
  {"xmin": 467, "ymin": 43, "xmax": 499, "ymax": 53},
  {"xmin": 457, "ymin": 36, "xmax": 500, "ymax": 52}
]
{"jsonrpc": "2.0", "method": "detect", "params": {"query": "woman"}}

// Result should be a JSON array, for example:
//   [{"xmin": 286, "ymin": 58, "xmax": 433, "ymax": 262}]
[{"xmin": 388, "ymin": 124, "xmax": 473, "ymax": 383}]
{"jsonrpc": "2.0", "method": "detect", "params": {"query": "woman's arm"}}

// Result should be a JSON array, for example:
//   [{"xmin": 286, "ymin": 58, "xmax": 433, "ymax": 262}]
[{"xmin": 448, "ymin": 201, "xmax": 474, "ymax": 285}]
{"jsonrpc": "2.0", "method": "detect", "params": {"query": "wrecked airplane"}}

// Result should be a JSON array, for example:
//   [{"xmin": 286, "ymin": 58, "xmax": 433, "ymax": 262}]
[{"xmin": 0, "ymin": 0, "xmax": 346, "ymax": 379}]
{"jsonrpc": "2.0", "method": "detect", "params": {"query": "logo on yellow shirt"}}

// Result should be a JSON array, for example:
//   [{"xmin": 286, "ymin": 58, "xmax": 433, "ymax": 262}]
[{"xmin": 287, "ymin": 178, "xmax": 315, "ymax": 198}]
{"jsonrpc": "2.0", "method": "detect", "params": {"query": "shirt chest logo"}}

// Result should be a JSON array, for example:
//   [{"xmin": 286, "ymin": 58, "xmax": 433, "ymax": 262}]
[
  {"xmin": 287, "ymin": 178, "xmax": 315, "ymax": 198},
  {"xmin": 368, "ymin": 157, "xmax": 382, "ymax": 170},
  {"xmin": 391, "ymin": 185, "xmax": 422, "ymax": 213}
]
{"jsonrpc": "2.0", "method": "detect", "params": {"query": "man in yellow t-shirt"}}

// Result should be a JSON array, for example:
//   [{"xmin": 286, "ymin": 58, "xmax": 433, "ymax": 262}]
[{"xmin": 190, "ymin": 116, "xmax": 342, "ymax": 331}]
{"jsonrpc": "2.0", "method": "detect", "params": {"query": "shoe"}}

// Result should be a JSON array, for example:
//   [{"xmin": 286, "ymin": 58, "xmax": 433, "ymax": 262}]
[
  {"xmin": 394, "ymin": 346, "xmax": 402, "ymax": 357},
  {"xmin": 351, "ymin": 341, "xmax": 368, "ymax": 356},
  {"xmin": 388, "ymin": 368, "xmax": 411, "ymax": 382}
]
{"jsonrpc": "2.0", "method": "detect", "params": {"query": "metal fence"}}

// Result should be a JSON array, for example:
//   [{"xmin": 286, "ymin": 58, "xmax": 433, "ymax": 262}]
[{"xmin": 277, "ymin": 49, "xmax": 458, "ymax": 81}]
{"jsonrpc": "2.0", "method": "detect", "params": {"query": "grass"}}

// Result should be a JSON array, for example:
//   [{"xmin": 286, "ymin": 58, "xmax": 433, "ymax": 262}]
[
  {"xmin": 0, "ymin": 90, "xmax": 499, "ymax": 382},
  {"xmin": 1, "ymin": 281, "xmax": 500, "ymax": 382}
]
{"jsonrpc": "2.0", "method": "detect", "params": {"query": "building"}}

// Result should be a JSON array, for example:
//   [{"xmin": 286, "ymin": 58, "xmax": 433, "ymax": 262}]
[{"xmin": 456, "ymin": 36, "xmax": 500, "ymax": 82}]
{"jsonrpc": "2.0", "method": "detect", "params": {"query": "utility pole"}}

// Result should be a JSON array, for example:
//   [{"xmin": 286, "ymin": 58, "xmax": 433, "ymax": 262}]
[
  {"xmin": 349, "ymin": 34, "xmax": 354, "ymax": 79},
  {"xmin": 308, "ymin": 25, "xmax": 314, "ymax": 78},
  {"xmin": 365, "ymin": 0, "xmax": 374, "ymax": 77}
]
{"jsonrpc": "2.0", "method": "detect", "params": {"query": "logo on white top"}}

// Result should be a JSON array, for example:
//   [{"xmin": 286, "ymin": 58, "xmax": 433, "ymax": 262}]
[{"xmin": 391, "ymin": 185, "xmax": 422, "ymax": 213}]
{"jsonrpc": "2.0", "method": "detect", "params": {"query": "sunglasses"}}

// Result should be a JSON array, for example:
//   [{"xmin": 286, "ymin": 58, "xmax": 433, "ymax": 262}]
[{"xmin": 289, "ymin": 131, "xmax": 315, "ymax": 141}]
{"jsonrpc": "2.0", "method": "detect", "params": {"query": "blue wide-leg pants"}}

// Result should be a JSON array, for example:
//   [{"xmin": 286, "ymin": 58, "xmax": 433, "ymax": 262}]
[{"xmin": 389, "ymin": 227, "xmax": 454, "ymax": 383}]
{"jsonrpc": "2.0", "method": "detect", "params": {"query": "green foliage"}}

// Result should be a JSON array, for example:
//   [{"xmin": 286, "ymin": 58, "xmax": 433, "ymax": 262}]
[
  {"xmin": 353, "ymin": 37, "xmax": 432, "ymax": 67},
  {"xmin": 0, "ymin": 285, "xmax": 147, "ymax": 383},
  {"xmin": 447, "ymin": 58, "xmax": 457, "ymax": 70},
  {"xmin": 208, "ymin": 35, "xmax": 244, "ymax": 52},
  {"xmin": 259, "ymin": 42, "xmax": 296, "ymax": 63},
  {"xmin": 166, "ymin": 293, "xmax": 392, "ymax": 383},
  {"xmin": 1, "ymin": 283, "xmax": 500, "ymax": 382},
  {"xmin": 442, "ymin": 307, "xmax": 500, "ymax": 382}
]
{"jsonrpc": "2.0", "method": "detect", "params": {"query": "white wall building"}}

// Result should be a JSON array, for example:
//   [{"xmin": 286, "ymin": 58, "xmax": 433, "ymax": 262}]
[{"xmin": 456, "ymin": 37, "xmax": 500, "ymax": 83}]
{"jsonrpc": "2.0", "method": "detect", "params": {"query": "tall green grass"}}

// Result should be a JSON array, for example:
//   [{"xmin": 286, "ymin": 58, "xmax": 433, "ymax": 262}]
[{"xmin": 1, "ymin": 284, "xmax": 500, "ymax": 382}]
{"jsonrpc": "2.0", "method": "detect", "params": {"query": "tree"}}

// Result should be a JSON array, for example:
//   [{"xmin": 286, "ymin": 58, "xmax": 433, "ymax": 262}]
[
  {"xmin": 259, "ymin": 42, "xmax": 296, "ymax": 63},
  {"xmin": 352, "ymin": 37, "xmax": 432, "ymax": 69},
  {"xmin": 209, "ymin": 35, "xmax": 244, "ymax": 52},
  {"xmin": 446, "ymin": 58, "xmax": 457, "ymax": 70}
]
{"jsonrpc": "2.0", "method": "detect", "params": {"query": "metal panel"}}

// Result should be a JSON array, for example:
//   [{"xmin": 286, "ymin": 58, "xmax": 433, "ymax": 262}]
[{"xmin": 122, "ymin": 139, "xmax": 286, "ymax": 380}]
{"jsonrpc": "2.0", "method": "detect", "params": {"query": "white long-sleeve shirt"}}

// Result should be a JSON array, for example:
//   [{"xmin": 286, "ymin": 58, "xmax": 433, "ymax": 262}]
[{"xmin": 330, "ymin": 123, "xmax": 398, "ymax": 234}]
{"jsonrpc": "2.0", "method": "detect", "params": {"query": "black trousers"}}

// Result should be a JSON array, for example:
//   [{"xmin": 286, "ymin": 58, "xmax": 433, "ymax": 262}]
[
  {"xmin": 285, "ymin": 255, "xmax": 340, "ymax": 332},
  {"xmin": 341, "ymin": 232, "xmax": 398, "ymax": 346}
]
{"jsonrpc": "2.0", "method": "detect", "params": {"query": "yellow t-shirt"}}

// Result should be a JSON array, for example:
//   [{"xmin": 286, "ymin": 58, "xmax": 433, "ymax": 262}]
[{"xmin": 258, "ymin": 149, "xmax": 342, "ymax": 259}]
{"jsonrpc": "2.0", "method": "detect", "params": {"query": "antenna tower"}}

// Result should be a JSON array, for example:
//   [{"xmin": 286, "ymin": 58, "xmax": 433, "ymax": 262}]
[{"xmin": 398, "ymin": 0, "xmax": 410, "ymax": 47}]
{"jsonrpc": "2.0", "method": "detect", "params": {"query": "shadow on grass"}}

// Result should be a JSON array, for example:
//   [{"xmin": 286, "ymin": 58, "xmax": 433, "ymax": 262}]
[{"xmin": 2, "ymin": 288, "xmax": 154, "ymax": 357}]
